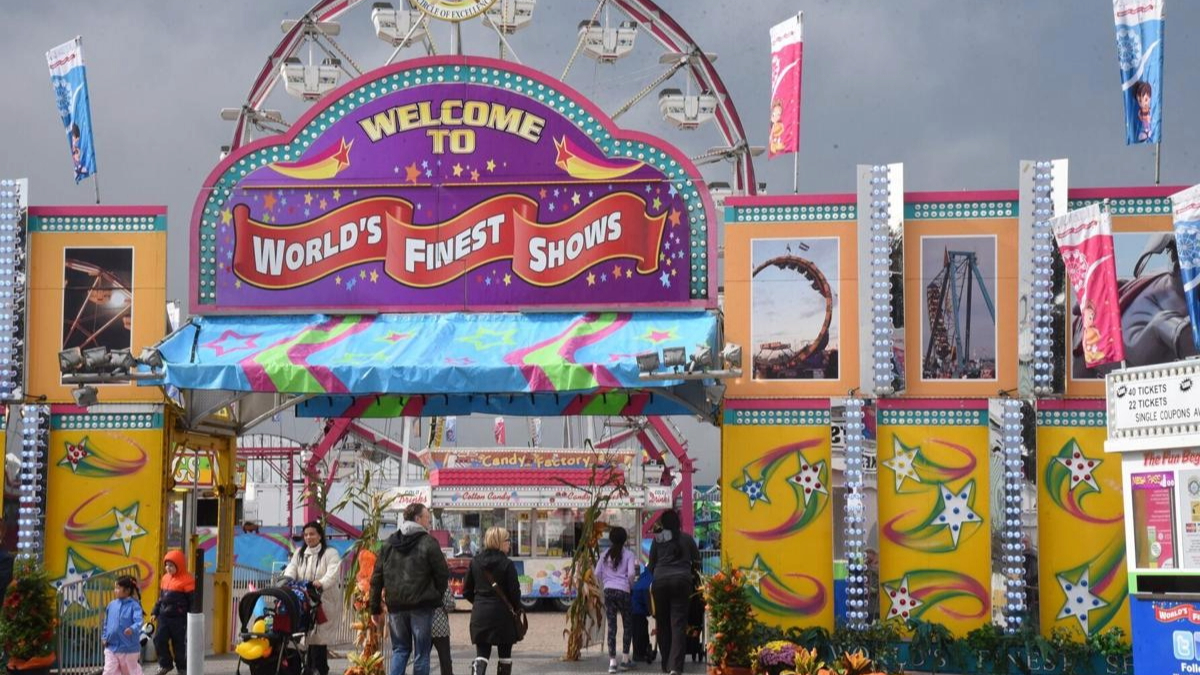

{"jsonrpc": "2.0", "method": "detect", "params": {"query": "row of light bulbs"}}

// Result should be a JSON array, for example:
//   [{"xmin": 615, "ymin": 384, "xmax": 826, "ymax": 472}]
[
  {"xmin": 0, "ymin": 181, "xmax": 25, "ymax": 401},
  {"xmin": 1000, "ymin": 399, "xmax": 1028, "ymax": 631},
  {"xmin": 1030, "ymin": 162, "xmax": 1058, "ymax": 396},
  {"xmin": 868, "ymin": 165, "xmax": 897, "ymax": 395},
  {"xmin": 843, "ymin": 398, "xmax": 871, "ymax": 628},
  {"xmin": 16, "ymin": 404, "xmax": 49, "ymax": 562}
]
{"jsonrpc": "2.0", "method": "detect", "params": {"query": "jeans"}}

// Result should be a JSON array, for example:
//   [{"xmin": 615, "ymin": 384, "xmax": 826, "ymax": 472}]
[{"xmin": 388, "ymin": 608, "xmax": 434, "ymax": 675}]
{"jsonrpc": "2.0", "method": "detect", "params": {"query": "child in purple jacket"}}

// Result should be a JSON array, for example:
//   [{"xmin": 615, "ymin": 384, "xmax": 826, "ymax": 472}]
[{"xmin": 597, "ymin": 527, "xmax": 637, "ymax": 673}]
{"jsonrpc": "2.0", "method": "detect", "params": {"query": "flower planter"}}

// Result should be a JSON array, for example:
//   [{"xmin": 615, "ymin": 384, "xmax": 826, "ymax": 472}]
[
  {"xmin": 7, "ymin": 654, "xmax": 55, "ymax": 675},
  {"xmin": 707, "ymin": 666, "xmax": 752, "ymax": 675}
]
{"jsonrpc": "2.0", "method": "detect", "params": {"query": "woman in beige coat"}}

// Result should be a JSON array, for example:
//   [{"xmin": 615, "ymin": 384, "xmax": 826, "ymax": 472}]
[{"xmin": 282, "ymin": 521, "xmax": 342, "ymax": 675}]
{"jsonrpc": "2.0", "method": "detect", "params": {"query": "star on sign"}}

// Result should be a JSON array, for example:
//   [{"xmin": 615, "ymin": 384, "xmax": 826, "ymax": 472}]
[
  {"xmin": 59, "ymin": 439, "xmax": 91, "ymax": 473},
  {"xmin": 740, "ymin": 555, "xmax": 770, "ymax": 594},
  {"xmin": 734, "ymin": 468, "xmax": 770, "ymax": 508},
  {"xmin": 53, "ymin": 550, "xmax": 98, "ymax": 611},
  {"xmin": 884, "ymin": 575, "xmax": 923, "ymax": 620},
  {"xmin": 1056, "ymin": 568, "xmax": 1108, "ymax": 633},
  {"xmin": 787, "ymin": 455, "xmax": 828, "ymax": 506},
  {"xmin": 1055, "ymin": 443, "xmax": 1102, "ymax": 493},
  {"xmin": 111, "ymin": 504, "xmax": 148, "ymax": 555},
  {"xmin": 883, "ymin": 437, "xmax": 923, "ymax": 491},
  {"xmin": 934, "ymin": 482, "xmax": 981, "ymax": 547}
]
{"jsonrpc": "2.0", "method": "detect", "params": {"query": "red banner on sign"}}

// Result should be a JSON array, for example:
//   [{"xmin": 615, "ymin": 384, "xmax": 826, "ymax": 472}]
[
  {"xmin": 232, "ymin": 192, "xmax": 666, "ymax": 289},
  {"xmin": 1154, "ymin": 603, "xmax": 1200, "ymax": 624}
]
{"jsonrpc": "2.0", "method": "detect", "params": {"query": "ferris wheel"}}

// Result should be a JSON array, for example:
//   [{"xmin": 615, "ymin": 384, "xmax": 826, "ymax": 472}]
[{"xmin": 219, "ymin": 0, "xmax": 762, "ymax": 196}]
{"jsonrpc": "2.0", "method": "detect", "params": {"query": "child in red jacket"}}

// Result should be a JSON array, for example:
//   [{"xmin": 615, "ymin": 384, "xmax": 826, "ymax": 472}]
[{"xmin": 151, "ymin": 550, "xmax": 195, "ymax": 675}]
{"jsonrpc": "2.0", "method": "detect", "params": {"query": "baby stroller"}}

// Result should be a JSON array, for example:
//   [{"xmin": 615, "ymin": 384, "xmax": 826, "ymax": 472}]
[{"xmin": 235, "ymin": 582, "xmax": 321, "ymax": 675}]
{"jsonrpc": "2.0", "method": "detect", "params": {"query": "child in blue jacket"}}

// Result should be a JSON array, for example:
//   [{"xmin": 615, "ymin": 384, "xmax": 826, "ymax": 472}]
[
  {"xmin": 630, "ymin": 567, "xmax": 655, "ymax": 664},
  {"xmin": 103, "ymin": 575, "xmax": 144, "ymax": 675}
]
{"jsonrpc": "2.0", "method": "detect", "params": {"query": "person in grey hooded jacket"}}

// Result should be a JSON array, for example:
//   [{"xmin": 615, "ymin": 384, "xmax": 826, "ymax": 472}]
[
  {"xmin": 647, "ymin": 509, "xmax": 700, "ymax": 675},
  {"xmin": 369, "ymin": 503, "xmax": 450, "ymax": 675}
]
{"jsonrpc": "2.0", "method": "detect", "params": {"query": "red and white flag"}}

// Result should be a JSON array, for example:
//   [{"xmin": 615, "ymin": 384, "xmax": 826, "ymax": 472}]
[
  {"xmin": 1050, "ymin": 204, "xmax": 1126, "ymax": 368},
  {"xmin": 493, "ymin": 416, "xmax": 506, "ymax": 445},
  {"xmin": 768, "ymin": 13, "xmax": 803, "ymax": 158}
]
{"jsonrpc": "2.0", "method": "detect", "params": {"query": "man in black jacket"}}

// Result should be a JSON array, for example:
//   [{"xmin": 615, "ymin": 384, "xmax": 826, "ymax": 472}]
[{"xmin": 369, "ymin": 503, "xmax": 450, "ymax": 675}]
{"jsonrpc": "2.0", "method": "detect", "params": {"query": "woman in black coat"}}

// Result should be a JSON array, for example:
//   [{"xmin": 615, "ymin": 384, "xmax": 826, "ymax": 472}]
[
  {"xmin": 463, "ymin": 526, "xmax": 521, "ymax": 675},
  {"xmin": 648, "ymin": 509, "xmax": 701, "ymax": 675}
]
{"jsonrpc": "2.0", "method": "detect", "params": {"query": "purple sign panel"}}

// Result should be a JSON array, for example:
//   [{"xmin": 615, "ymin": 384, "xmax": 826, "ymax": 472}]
[{"xmin": 191, "ymin": 57, "xmax": 715, "ymax": 313}]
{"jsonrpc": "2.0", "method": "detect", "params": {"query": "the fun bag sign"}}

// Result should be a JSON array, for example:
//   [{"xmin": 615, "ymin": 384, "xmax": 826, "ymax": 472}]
[{"xmin": 192, "ymin": 57, "xmax": 714, "ymax": 312}]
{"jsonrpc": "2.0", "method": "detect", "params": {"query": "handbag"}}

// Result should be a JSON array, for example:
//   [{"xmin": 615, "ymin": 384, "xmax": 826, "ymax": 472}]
[{"xmin": 484, "ymin": 568, "xmax": 528, "ymax": 643}]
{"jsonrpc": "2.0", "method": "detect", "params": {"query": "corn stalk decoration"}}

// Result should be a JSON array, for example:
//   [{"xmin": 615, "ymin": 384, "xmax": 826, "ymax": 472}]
[
  {"xmin": 562, "ymin": 439, "xmax": 629, "ymax": 661},
  {"xmin": 340, "ymin": 473, "xmax": 389, "ymax": 675}
]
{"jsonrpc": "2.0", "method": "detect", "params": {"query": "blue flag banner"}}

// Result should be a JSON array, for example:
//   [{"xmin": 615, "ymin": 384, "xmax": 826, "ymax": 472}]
[
  {"xmin": 45, "ymin": 37, "xmax": 97, "ymax": 183},
  {"xmin": 1171, "ymin": 183, "xmax": 1200, "ymax": 352},
  {"xmin": 1113, "ymin": 0, "xmax": 1164, "ymax": 145}
]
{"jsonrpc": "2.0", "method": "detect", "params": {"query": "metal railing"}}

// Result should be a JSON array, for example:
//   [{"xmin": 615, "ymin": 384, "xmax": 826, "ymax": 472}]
[{"xmin": 56, "ymin": 564, "xmax": 141, "ymax": 675}]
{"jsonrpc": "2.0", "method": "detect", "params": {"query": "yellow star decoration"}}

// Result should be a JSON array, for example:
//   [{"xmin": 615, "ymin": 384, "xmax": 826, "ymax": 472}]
[
  {"xmin": 220, "ymin": 209, "xmax": 232, "ymax": 225},
  {"xmin": 304, "ymin": 192, "xmax": 314, "ymax": 205},
  {"xmin": 359, "ymin": 270, "xmax": 366, "ymax": 279},
  {"xmin": 740, "ymin": 555, "xmax": 770, "ymax": 594},
  {"xmin": 335, "ymin": 276, "xmax": 342, "ymax": 285},
  {"xmin": 503, "ymin": 273, "xmax": 512, "ymax": 286},
  {"xmin": 587, "ymin": 272, "xmax": 596, "ymax": 286},
  {"xmin": 452, "ymin": 163, "xmax": 464, "ymax": 177},
  {"xmin": 571, "ymin": 192, "xmax": 581, "ymax": 206},
  {"xmin": 653, "ymin": 197, "xmax": 662, "ymax": 210},
  {"xmin": 660, "ymin": 252, "xmax": 667, "ymax": 262},
  {"xmin": 457, "ymin": 327, "xmax": 518, "ymax": 350},
  {"xmin": 625, "ymin": 269, "xmax": 632, "ymax": 278},
  {"xmin": 370, "ymin": 270, "xmax": 379, "ymax": 283},
  {"xmin": 486, "ymin": 159, "xmax": 496, "ymax": 172},
  {"xmin": 235, "ymin": 279, "xmax": 242, "ymax": 288},
  {"xmin": 333, "ymin": 189, "xmax": 342, "ymax": 201}
]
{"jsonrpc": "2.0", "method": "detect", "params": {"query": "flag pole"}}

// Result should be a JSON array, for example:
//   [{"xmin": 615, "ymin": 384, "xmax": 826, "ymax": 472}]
[
  {"xmin": 1155, "ymin": 143, "xmax": 1162, "ymax": 185},
  {"xmin": 792, "ymin": 151, "xmax": 799, "ymax": 194},
  {"xmin": 92, "ymin": 173, "xmax": 101, "ymax": 204}
]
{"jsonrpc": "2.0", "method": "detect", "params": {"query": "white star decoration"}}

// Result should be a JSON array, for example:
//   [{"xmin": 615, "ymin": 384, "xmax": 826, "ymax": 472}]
[
  {"xmin": 740, "ymin": 555, "xmax": 769, "ymax": 594},
  {"xmin": 111, "ymin": 504, "xmax": 148, "ymax": 556},
  {"xmin": 52, "ymin": 550, "xmax": 98, "ymax": 611},
  {"xmin": 933, "ymin": 482, "xmax": 981, "ymax": 547},
  {"xmin": 734, "ymin": 469, "xmax": 770, "ymax": 508},
  {"xmin": 786, "ymin": 455, "xmax": 828, "ymax": 506},
  {"xmin": 1056, "ymin": 569, "xmax": 1108, "ymax": 634},
  {"xmin": 1055, "ymin": 443, "xmax": 1102, "ymax": 493},
  {"xmin": 884, "ymin": 575, "xmax": 923, "ymax": 620},
  {"xmin": 883, "ymin": 437, "xmax": 922, "ymax": 491}
]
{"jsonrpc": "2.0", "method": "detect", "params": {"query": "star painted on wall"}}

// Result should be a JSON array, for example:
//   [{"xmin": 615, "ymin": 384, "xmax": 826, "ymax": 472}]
[
  {"xmin": 319, "ymin": 198, "xmax": 328, "ymax": 210},
  {"xmin": 333, "ymin": 189, "xmax": 342, "ymax": 201},
  {"xmin": 457, "ymin": 328, "xmax": 517, "ymax": 350},
  {"xmin": 220, "ymin": 209, "xmax": 232, "ymax": 225},
  {"xmin": 59, "ymin": 438, "xmax": 92, "ymax": 473},
  {"xmin": 786, "ymin": 454, "xmax": 828, "ymax": 506},
  {"xmin": 263, "ymin": 193, "xmax": 277, "ymax": 211},
  {"xmin": 668, "ymin": 210, "xmax": 682, "ymax": 227},
  {"xmin": 304, "ymin": 192, "xmax": 314, "ymax": 205},
  {"xmin": 204, "ymin": 330, "xmax": 262, "ymax": 357},
  {"xmin": 503, "ymin": 273, "xmax": 512, "ymax": 286},
  {"xmin": 378, "ymin": 331, "xmax": 412, "ymax": 344},
  {"xmin": 405, "ymin": 163, "xmax": 421, "ymax": 183},
  {"xmin": 641, "ymin": 328, "xmax": 677, "ymax": 344},
  {"xmin": 933, "ymin": 482, "xmax": 981, "ymax": 547},
  {"xmin": 739, "ymin": 555, "xmax": 770, "ymax": 594},
  {"xmin": 883, "ymin": 575, "xmax": 923, "ymax": 620},
  {"xmin": 470, "ymin": 169, "xmax": 480, "ymax": 182},
  {"xmin": 486, "ymin": 159, "xmax": 496, "ymax": 172},
  {"xmin": 452, "ymin": 163, "xmax": 464, "ymax": 177},
  {"xmin": 52, "ymin": 550, "xmax": 99, "ymax": 611},
  {"xmin": 882, "ymin": 437, "xmax": 923, "ymax": 491},
  {"xmin": 572, "ymin": 192, "xmax": 581, "ymax": 206},
  {"xmin": 587, "ymin": 272, "xmax": 596, "ymax": 286},
  {"xmin": 1055, "ymin": 441, "xmax": 1102, "ymax": 494},
  {"xmin": 652, "ymin": 197, "xmax": 662, "ymax": 210},
  {"xmin": 370, "ymin": 270, "xmax": 380, "ymax": 283},
  {"xmin": 659, "ymin": 271, "xmax": 671, "ymax": 288},
  {"xmin": 1056, "ymin": 569, "xmax": 1108, "ymax": 634},
  {"xmin": 613, "ymin": 264, "xmax": 623, "ymax": 278},
  {"xmin": 110, "ymin": 504, "xmax": 148, "ymax": 556},
  {"xmin": 733, "ymin": 469, "xmax": 770, "ymax": 508}
]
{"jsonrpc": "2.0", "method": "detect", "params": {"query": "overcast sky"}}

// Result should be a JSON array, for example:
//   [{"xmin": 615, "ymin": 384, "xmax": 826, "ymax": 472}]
[{"xmin": 4, "ymin": 1, "xmax": 1200, "ymax": 483}]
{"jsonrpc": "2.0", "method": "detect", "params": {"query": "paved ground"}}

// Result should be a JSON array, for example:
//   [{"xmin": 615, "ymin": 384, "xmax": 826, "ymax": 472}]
[{"xmin": 201, "ymin": 610, "xmax": 702, "ymax": 675}]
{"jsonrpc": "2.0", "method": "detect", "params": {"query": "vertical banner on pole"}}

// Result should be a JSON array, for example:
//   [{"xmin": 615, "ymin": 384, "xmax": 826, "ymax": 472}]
[
  {"xmin": 1037, "ymin": 400, "xmax": 1129, "ymax": 639},
  {"xmin": 722, "ymin": 400, "xmax": 833, "ymax": 629},
  {"xmin": 1170, "ymin": 183, "xmax": 1200, "ymax": 353},
  {"xmin": 45, "ymin": 37, "xmax": 98, "ymax": 183},
  {"xmin": 768, "ymin": 13, "xmax": 803, "ymax": 159},
  {"xmin": 876, "ymin": 399, "xmax": 991, "ymax": 636},
  {"xmin": 1050, "ymin": 204, "xmax": 1126, "ymax": 368},
  {"xmin": 1113, "ymin": 0, "xmax": 1164, "ymax": 145}
]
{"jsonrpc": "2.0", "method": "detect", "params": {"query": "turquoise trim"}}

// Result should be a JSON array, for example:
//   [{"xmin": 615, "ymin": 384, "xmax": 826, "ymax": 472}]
[
  {"xmin": 1068, "ymin": 197, "xmax": 1170, "ymax": 215},
  {"xmin": 29, "ymin": 215, "xmax": 166, "ymax": 233},
  {"xmin": 52, "ymin": 413, "xmax": 163, "ymax": 430},
  {"xmin": 1036, "ymin": 409, "xmax": 1106, "ymax": 427},
  {"xmin": 905, "ymin": 201, "xmax": 1017, "ymax": 220},
  {"xmin": 725, "ymin": 203, "xmax": 855, "ymax": 223},
  {"xmin": 723, "ymin": 408, "xmax": 831, "ymax": 426},
  {"xmin": 878, "ymin": 408, "xmax": 988, "ymax": 426}
]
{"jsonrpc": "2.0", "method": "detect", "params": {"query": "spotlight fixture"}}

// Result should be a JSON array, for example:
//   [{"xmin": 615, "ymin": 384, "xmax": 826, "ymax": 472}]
[
  {"xmin": 108, "ymin": 349, "xmax": 136, "ymax": 371},
  {"xmin": 704, "ymin": 383, "xmax": 726, "ymax": 406},
  {"xmin": 662, "ymin": 346, "xmax": 687, "ymax": 369},
  {"xmin": 720, "ymin": 342, "xmax": 743, "ymax": 370},
  {"xmin": 138, "ymin": 346, "xmax": 164, "ymax": 369},
  {"xmin": 636, "ymin": 351, "xmax": 660, "ymax": 374},
  {"xmin": 58, "ymin": 347, "xmax": 84, "ymax": 373},
  {"xmin": 687, "ymin": 344, "xmax": 712, "ymax": 373},
  {"xmin": 71, "ymin": 385, "xmax": 98, "ymax": 408},
  {"xmin": 83, "ymin": 346, "xmax": 110, "ymax": 371}
]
